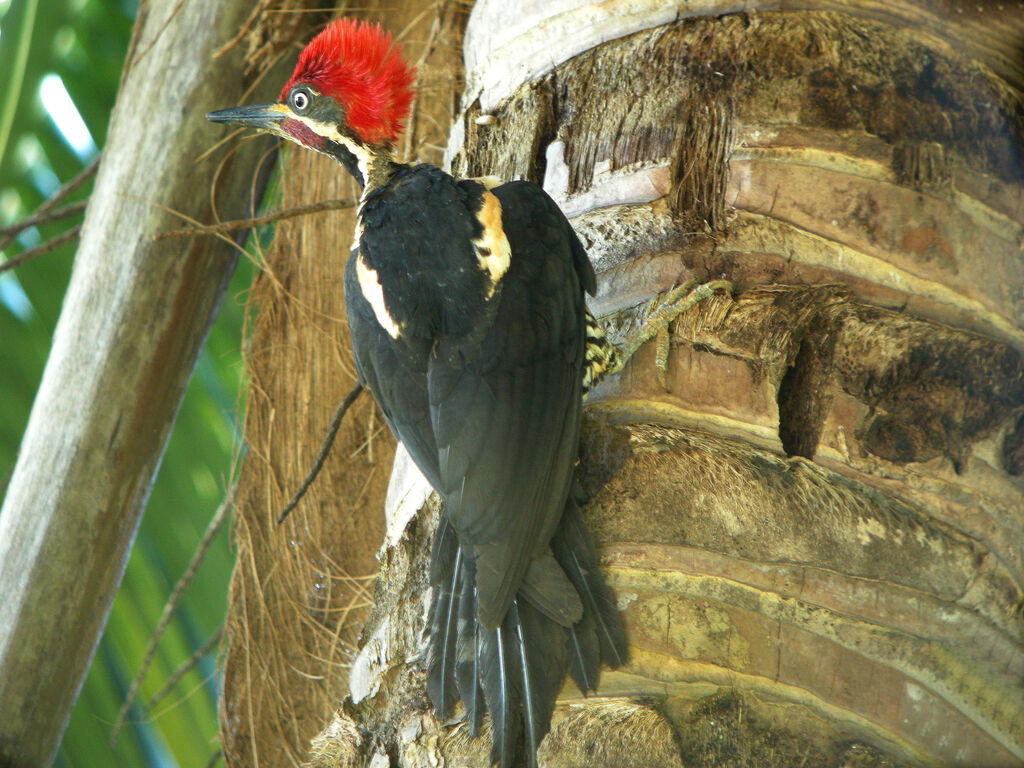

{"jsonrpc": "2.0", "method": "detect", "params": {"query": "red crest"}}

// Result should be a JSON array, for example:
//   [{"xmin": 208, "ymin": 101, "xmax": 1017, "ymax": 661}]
[{"xmin": 281, "ymin": 19, "xmax": 416, "ymax": 145}]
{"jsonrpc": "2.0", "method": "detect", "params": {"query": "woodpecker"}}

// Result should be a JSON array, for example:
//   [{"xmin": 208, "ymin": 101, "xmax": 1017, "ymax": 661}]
[{"xmin": 208, "ymin": 19, "xmax": 627, "ymax": 767}]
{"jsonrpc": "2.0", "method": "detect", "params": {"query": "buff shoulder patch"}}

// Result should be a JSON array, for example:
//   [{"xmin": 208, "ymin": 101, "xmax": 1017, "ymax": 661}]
[
  {"xmin": 466, "ymin": 174, "xmax": 503, "ymax": 190},
  {"xmin": 472, "ymin": 190, "xmax": 511, "ymax": 299}
]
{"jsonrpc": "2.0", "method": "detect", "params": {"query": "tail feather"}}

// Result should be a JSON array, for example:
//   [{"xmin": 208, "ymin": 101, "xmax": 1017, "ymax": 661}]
[
  {"xmin": 551, "ymin": 496, "xmax": 629, "ymax": 678},
  {"xmin": 513, "ymin": 606, "xmax": 540, "ymax": 762},
  {"xmin": 426, "ymin": 521, "xmax": 460, "ymax": 718},
  {"xmin": 566, "ymin": 616, "xmax": 600, "ymax": 693},
  {"xmin": 426, "ymin": 495, "xmax": 627, "ymax": 765},
  {"xmin": 455, "ymin": 554, "xmax": 483, "ymax": 736},
  {"xmin": 479, "ymin": 621, "xmax": 521, "ymax": 768},
  {"xmin": 512, "ymin": 599, "xmax": 568, "ymax": 767},
  {"xmin": 571, "ymin": 550, "xmax": 627, "ymax": 668}
]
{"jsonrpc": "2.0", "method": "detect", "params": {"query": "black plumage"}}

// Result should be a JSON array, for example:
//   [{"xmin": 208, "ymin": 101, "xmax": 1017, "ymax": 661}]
[
  {"xmin": 345, "ymin": 164, "xmax": 627, "ymax": 767},
  {"xmin": 207, "ymin": 21, "xmax": 627, "ymax": 766}
]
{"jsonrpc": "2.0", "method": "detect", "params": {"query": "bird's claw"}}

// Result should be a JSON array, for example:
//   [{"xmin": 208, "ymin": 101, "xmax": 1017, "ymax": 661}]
[{"xmin": 609, "ymin": 279, "xmax": 732, "ymax": 390}]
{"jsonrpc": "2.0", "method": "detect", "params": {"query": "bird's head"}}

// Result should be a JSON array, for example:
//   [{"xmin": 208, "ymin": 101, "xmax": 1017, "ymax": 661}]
[{"xmin": 207, "ymin": 19, "xmax": 415, "ymax": 183}]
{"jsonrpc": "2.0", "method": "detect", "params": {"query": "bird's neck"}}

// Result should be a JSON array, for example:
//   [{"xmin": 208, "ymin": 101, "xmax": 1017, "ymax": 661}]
[{"xmin": 327, "ymin": 137, "xmax": 398, "ymax": 196}]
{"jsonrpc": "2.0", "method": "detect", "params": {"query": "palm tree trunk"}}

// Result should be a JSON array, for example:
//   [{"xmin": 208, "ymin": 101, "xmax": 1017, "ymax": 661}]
[{"xmin": 225, "ymin": 2, "xmax": 1024, "ymax": 766}]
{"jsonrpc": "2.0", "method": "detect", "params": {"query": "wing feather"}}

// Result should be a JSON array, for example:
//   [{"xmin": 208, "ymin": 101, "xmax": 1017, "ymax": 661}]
[
  {"xmin": 422, "ymin": 181, "xmax": 589, "ymax": 630},
  {"xmin": 346, "ymin": 172, "xmax": 611, "ymax": 764}
]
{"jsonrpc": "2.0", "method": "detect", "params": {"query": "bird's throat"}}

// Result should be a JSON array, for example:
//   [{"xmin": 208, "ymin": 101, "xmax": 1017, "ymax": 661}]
[{"xmin": 327, "ymin": 135, "xmax": 393, "ymax": 195}]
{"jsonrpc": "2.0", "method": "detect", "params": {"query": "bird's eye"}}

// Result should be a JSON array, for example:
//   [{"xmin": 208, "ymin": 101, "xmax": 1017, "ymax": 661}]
[{"xmin": 291, "ymin": 89, "xmax": 310, "ymax": 112}]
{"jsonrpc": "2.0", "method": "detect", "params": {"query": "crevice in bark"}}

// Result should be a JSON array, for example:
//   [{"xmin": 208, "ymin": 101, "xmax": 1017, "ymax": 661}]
[
  {"xmin": 530, "ymin": 74, "xmax": 562, "ymax": 185},
  {"xmin": 1004, "ymin": 413, "xmax": 1024, "ymax": 476},
  {"xmin": 598, "ymin": 282, "xmax": 1024, "ymax": 471},
  {"xmin": 456, "ymin": 79, "xmax": 558, "ymax": 184},
  {"xmin": 776, "ymin": 329, "xmax": 836, "ymax": 460}
]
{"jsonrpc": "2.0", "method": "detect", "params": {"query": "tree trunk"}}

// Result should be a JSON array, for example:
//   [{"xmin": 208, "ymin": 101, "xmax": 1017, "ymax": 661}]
[
  {"xmin": 223, "ymin": 2, "xmax": 1024, "ymax": 767},
  {"xmin": 0, "ymin": 1, "xmax": 282, "ymax": 765}
]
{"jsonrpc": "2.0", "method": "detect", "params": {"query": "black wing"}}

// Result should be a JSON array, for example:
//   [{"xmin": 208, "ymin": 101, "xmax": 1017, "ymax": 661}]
[
  {"xmin": 346, "ymin": 169, "xmax": 621, "ymax": 768},
  {"xmin": 428, "ymin": 180, "xmax": 592, "ymax": 630},
  {"xmin": 346, "ymin": 168, "xmax": 594, "ymax": 630},
  {"xmin": 344, "ymin": 252, "xmax": 441, "ymax": 490},
  {"xmin": 345, "ymin": 165, "xmax": 498, "ymax": 491}
]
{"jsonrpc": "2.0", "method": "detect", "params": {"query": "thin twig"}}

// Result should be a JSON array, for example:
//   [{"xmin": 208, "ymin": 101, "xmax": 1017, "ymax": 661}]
[
  {"xmin": 43, "ymin": 157, "xmax": 99, "ymax": 211},
  {"xmin": 212, "ymin": 0, "xmax": 274, "ymax": 59},
  {"xmin": 0, "ymin": 200, "xmax": 87, "ymax": 239},
  {"xmin": 126, "ymin": 194, "xmax": 251, "ymax": 259},
  {"xmin": 264, "ymin": 6, "xmax": 359, "ymax": 12},
  {"xmin": 117, "ymin": 0, "xmax": 149, "ymax": 90},
  {"xmin": 0, "ymin": 226, "xmax": 80, "ymax": 274},
  {"xmin": 0, "ymin": 157, "xmax": 97, "ymax": 253},
  {"xmin": 202, "ymin": 749, "xmax": 223, "ymax": 768},
  {"xmin": 154, "ymin": 198, "xmax": 357, "ymax": 241},
  {"xmin": 194, "ymin": 125, "xmax": 249, "ymax": 166},
  {"xmin": 125, "ymin": 0, "xmax": 189, "ymax": 71},
  {"xmin": 277, "ymin": 383, "xmax": 364, "ymax": 525},
  {"xmin": 144, "ymin": 625, "xmax": 224, "ymax": 711},
  {"xmin": 110, "ymin": 479, "xmax": 237, "ymax": 744}
]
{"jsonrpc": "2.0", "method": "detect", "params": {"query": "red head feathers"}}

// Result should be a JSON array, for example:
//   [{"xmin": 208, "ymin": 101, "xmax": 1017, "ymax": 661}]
[{"xmin": 281, "ymin": 19, "xmax": 416, "ymax": 146}]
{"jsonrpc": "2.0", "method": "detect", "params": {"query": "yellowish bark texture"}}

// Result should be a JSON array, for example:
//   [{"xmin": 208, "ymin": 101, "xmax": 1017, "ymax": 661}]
[{"xmin": 218, "ymin": 2, "xmax": 1024, "ymax": 767}]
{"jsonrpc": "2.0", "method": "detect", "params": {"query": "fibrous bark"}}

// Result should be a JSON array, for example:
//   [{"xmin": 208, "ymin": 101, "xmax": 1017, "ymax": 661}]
[{"xmin": 297, "ymin": 2, "xmax": 1023, "ymax": 767}]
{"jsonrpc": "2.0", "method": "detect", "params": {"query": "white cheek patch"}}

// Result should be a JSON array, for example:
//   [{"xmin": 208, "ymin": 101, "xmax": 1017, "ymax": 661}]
[
  {"xmin": 355, "ymin": 253, "xmax": 402, "ymax": 339},
  {"xmin": 473, "ymin": 191, "xmax": 511, "ymax": 299}
]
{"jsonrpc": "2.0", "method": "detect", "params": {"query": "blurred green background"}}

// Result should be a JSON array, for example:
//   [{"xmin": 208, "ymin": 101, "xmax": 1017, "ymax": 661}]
[{"xmin": 1, "ymin": 0, "xmax": 246, "ymax": 765}]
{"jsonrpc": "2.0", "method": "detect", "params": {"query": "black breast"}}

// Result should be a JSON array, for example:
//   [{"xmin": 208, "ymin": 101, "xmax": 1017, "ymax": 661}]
[{"xmin": 356, "ymin": 164, "xmax": 495, "ymax": 345}]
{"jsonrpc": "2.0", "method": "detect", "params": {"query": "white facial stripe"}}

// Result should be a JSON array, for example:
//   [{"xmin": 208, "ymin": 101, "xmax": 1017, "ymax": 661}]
[
  {"xmin": 473, "ymin": 191, "xmax": 511, "ymax": 299},
  {"xmin": 290, "ymin": 115, "xmax": 373, "ymax": 185},
  {"xmin": 336, "ymin": 134, "xmax": 372, "ymax": 187},
  {"xmin": 355, "ymin": 253, "xmax": 402, "ymax": 339},
  {"xmin": 351, "ymin": 218, "xmax": 365, "ymax": 252}
]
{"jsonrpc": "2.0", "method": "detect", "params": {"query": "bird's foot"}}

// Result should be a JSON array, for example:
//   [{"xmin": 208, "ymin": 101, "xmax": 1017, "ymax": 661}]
[{"xmin": 608, "ymin": 279, "xmax": 732, "ymax": 390}]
